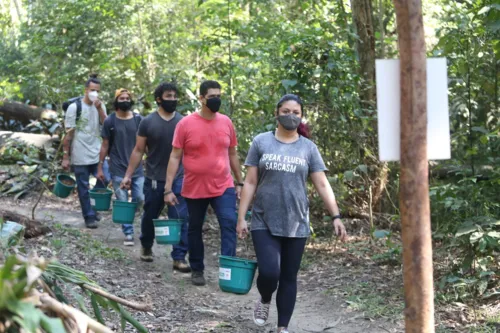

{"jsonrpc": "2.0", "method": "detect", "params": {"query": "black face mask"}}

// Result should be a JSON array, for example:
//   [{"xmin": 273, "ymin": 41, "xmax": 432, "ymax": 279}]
[
  {"xmin": 115, "ymin": 101, "xmax": 132, "ymax": 111},
  {"xmin": 277, "ymin": 114, "xmax": 301, "ymax": 131},
  {"xmin": 160, "ymin": 99, "xmax": 177, "ymax": 113},
  {"xmin": 206, "ymin": 97, "xmax": 221, "ymax": 113}
]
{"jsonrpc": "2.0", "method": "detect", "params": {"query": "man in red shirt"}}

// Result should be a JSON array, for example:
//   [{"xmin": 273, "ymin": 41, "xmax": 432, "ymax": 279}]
[{"xmin": 165, "ymin": 80, "xmax": 243, "ymax": 286}]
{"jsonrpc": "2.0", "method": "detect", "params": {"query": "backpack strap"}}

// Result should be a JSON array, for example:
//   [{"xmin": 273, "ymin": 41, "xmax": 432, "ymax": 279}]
[
  {"xmin": 107, "ymin": 113, "xmax": 117, "ymax": 156},
  {"xmin": 108, "ymin": 113, "xmax": 141, "ymax": 156},
  {"xmin": 75, "ymin": 98, "xmax": 82, "ymax": 123}
]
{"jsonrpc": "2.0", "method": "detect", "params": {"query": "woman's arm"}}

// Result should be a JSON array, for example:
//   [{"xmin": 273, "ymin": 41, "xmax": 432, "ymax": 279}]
[
  {"xmin": 310, "ymin": 171, "xmax": 347, "ymax": 241},
  {"xmin": 237, "ymin": 166, "xmax": 258, "ymax": 238}
]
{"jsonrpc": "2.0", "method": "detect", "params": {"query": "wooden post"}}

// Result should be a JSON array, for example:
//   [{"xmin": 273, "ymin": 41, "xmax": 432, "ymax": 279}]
[{"xmin": 393, "ymin": 0, "xmax": 435, "ymax": 332}]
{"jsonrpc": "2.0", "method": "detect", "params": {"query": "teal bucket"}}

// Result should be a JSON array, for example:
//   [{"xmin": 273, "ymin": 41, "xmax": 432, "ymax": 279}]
[
  {"xmin": 112, "ymin": 200, "xmax": 137, "ymax": 224},
  {"xmin": 153, "ymin": 219, "xmax": 183, "ymax": 245},
  {"xmin": 219, "ymin": 255, "xmax": 257, "ymax": 295},
  {"xmin": 53, "ymin": 174, "xmax": 76, "ymax": 198},
  {"xmin": 90, "ymin": 188, "xmax": 113, "ymax": 211}
]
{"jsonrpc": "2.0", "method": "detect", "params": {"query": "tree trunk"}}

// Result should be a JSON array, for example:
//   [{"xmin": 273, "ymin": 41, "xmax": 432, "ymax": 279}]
[
  {"xmin": 0, "ymin": 100, "xmax": 57, "ymax": 125},
  {"xmin": 377, "ymin": 0, "xmax": 386, "ymax": 58},
  {"xmin": 350, "ymin": 0, "xmax": 389, "ymax": 213},
  {"xmin": 350, "ymin": 0, "xmax": 376, "ymax": 108},
  {"xmin": 394, "ymin": 0, "xmax": 435, "ymax": 331}
]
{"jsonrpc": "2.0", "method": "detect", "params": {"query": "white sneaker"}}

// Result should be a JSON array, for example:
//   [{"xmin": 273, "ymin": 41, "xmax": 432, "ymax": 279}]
[
  {"xmin": 253, "ymin": 299, "xmax": 270, "ymax": 326},
  {"xmin": 123, "ymin": 234, "xmax": 134, "ymax": 246}
]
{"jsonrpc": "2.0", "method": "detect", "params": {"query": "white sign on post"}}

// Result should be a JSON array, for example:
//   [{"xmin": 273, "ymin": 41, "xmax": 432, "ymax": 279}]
[{"xmin": 376, "ymin": 58, "xmax": 451, "ymax": 161}]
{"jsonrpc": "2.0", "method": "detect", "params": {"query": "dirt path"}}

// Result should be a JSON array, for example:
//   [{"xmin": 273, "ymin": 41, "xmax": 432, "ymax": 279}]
[{"xmin": 1, "ymin": 194, "xmax": 403, "ymax": 333}]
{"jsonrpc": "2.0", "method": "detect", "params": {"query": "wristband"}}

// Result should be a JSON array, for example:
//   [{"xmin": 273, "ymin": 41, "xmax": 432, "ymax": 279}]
[
  {"xmin": 164, "ymin": 190, "xmax": 173, "ymax": 196},
  {"xmin": 332, "ymin": 214, "xmax": 341, "ymax": 221},
  {"xmin": 236, "ymin": 183, "xmax": 244, "ymax": 187}
]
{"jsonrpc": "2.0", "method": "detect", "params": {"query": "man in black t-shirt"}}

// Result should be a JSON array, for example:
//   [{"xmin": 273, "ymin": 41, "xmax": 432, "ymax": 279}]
[
  {"xmin": 121, "ymin": 83, "xmax": 190, "ymax": 273},
  {"xmin": 98, "ymin": 88, "xmax": 144, "ymax": 246}
]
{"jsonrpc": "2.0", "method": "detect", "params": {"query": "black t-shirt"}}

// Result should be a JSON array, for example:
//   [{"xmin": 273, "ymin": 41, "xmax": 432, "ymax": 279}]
[
  {"xmin": 137, "ymin": 111, "xmax": 184, "ymax": 181},
  {"xmin": 101, "ymin": 114, "xmax": 143, "ymax": 177}
]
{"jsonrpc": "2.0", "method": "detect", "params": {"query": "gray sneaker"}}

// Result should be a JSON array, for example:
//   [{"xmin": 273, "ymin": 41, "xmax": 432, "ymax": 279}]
[
  {"xmin": 191, "ymin": 271, "xmax": 206, "ymax": 286},
  {"xmin": 123, "ymin": 234, "xmax": 134, "ymax": 246},
  {"xmin": 253, "ymin": 299, "xmax": 270, "ymax": 326},
  {"xmin": 85, "ymin": 218, "xmax": 98, "ymax": 229}
]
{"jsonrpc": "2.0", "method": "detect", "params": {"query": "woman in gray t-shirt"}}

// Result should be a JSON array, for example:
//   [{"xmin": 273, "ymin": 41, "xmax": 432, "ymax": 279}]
[{"xmin": 237, "ymin": 94, "xmax": 347, "ymax": 333}]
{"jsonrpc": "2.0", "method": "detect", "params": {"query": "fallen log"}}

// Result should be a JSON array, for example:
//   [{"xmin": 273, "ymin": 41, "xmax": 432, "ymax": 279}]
[
  {"xmin": 0, "ymin": 209, "xmax": 50, "ymax": 238},
  {"xmin": 429, "ymin": 164, "xmax": 495, "ymax": 179},
  {"xmin": 0, "ymin": 99, "xmax": 58, "ymax": 125},
  {"xmin": 0, "ymin": 131, "xmax": 59, "ymax": 149}
]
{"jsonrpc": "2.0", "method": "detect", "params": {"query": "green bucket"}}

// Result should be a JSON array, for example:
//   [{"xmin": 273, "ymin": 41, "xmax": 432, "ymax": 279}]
[
  {"xmin": 153, "ymin": 219, "xmax": 183, "ymax": 245},
  {"xmin": 112, "ymin": 200, "xmax": 137, "ymax": 224},
  {"xmin": 90, "ymin": 188, "xmax": 113, "ymax": 211},
  {"xmin": 53, "ymin": 174, "xmax": 76, "ymax": 198},
  {"xmin": 219, "ymin": 255, "xmax": 257, "ymax": 295}
]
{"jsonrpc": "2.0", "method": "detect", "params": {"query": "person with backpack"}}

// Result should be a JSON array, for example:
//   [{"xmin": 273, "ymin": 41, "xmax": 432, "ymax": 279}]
[
  {"xmin": 236, "ymin": 94, "xmax": 347, "ymax": 333},
  {"xmin": 120, "ymin": 82, "xmax": 191, "ymax": 273},
  {"xmin": 62, "ymin": 74, "xmax": 109, "ymax": 229},
  {"xmin": 97, "ymin": 88, "xmax": 143, "ymax": 246},
  {"xmin": 164, "ymin": 80, "xmax": 244, "ymax": 286}
]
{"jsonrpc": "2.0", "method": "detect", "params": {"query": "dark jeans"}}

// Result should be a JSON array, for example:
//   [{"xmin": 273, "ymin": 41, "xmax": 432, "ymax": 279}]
[
  {"xmin": 185, "ymin": 187, "xmax": 237, "ymax": 272},
  {"xmin": 73, "ymin": 161, "xmax": 110, "ymax": 221},
  {"xmin": 140, "ymin": 177, "xmax": 188, "ymax": 261},
  {"xmin": 252, "ymin": 229, "xmax": 307, "ymax": 328}
]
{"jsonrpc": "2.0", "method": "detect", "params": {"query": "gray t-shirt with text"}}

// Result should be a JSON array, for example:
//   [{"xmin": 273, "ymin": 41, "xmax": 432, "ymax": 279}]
[
  {"xmin": 244, "ymin": 132, "xmax": 327, "ymax": 238},
  {"xmin": 101, "ymin": 114, "xmax": 144, "ymax": 178},
  {"xmin": 137, "ymin": 111, "xmax": 184, "ymax": 181}
]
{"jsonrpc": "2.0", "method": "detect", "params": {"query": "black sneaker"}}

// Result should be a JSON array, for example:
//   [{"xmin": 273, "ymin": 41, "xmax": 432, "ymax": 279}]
[
  {"xmin": 191, "ymin": 271, "xmax": 206, "ymax": 286},
  {"xmin": 140, "ymin": 248, "xmax": 153, "ymax": 262},
  {"xmin": 85, "ymin": 218, "xmax": 98, "ymax": 229}
]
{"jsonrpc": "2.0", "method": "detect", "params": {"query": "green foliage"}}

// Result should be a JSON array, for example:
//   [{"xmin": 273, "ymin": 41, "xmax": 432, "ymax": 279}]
[
  {"xmin": 433, "ymin": 0, "xmax": 500, "ymax": 166},
  {"xmin": 430, "ymin": 0, "xmax": 499, "ymax": 302},
  {"xmin": 0, "ymin": 255, "xmax": 65, "ymax": 333},
  {"xmin": 342, "ymin": 281, "xmax": 404, "ymax": 320},
  {"xmin": 430, "ymin": 174, "xmax": 500, "ymax": 235},
  {"xmin": 437, "ymin": 216, "xmax": 500, "ymax": 302},
  {"xmin": 43, "ymin": 260, "xmax": 148, "ymax": 332},
  {"xmin": 0, "ymin": 0, "xmax": 498, "ymax": 315},
  {"xmin": 0, "ymin": 139, "xmax": 59, "ymax": 198},
  {"xmin": 371, "ymin": 229, "xmax": 402, "ymax": 265}
]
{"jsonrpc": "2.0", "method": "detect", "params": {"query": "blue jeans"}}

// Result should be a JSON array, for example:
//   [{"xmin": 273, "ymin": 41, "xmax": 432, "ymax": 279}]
[
  {"xmin": 73, "ymin": 160, "xmax": 110, "ymax": 221},
  {"xmin": 140, "ymin": 177, "xmax": 189, "ymax": 260},
  {"xmin": 111, "ymin": 175, "xmax": 145, "ymax": 236},
  {"xmin": 185, "ymin": 187, "xmax": 237, "ymax": 272}
]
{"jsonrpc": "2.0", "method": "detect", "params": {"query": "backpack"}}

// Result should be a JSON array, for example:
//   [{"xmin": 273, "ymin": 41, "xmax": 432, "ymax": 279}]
[
  {"xmin": 107, "ymin": 112, "xmax": 142, "ymax": 155},
  {"xmin": 62, "ymin": 96, "xmax": 83, "ymax": 124}
]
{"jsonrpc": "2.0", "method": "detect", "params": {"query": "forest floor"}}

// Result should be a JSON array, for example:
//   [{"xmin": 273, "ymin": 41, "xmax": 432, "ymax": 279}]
[{"xmin": 0, "ymin": 191, "xmax": 496, "ymax": 333}]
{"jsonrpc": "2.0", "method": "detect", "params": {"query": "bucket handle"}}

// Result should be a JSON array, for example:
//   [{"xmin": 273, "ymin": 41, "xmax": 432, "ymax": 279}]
[{"xmin": 158, "ymin": 203, "xmax": 181, "ymax": 220}]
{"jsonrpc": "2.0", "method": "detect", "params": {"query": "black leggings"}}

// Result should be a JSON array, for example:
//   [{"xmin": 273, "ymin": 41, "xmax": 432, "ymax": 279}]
[{"xmin": 252, "ymin": 230, "xmax": 307, "ymax": 327}]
